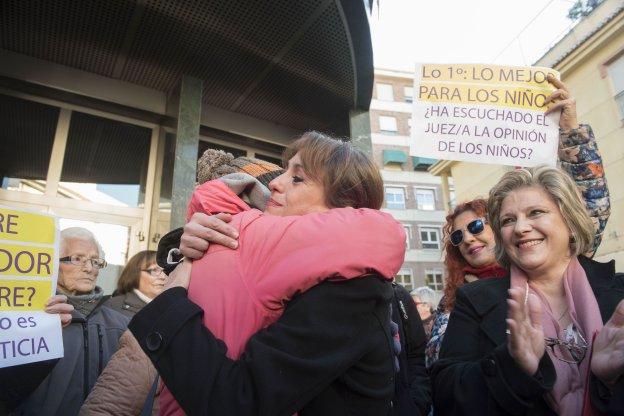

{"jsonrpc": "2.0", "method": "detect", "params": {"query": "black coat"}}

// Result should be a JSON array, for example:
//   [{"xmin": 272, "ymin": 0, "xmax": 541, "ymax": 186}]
[
  {"xmin": 431, "ymin": 256, "xmax": 624, "ymax": 416},
  {"xmin": 0, "ymin": 359, "xmax": 58, "ymax": 413},
  {"xmin": 390, "ymin": 283, "xmax": 431, "ymax": 416},
  {"xmin": 105, "ymin": 290, "xmax": 147, "ymax": 319},
  {"xmin": 129, "ymin": 275, "xmax": 397, "ymax": 416}
]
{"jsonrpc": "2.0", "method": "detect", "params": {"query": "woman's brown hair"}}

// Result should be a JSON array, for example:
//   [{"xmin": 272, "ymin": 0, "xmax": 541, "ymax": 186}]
[
  {"xmin": 282, "ymin": 131, "xmax": 384, "ymax": 210},
  {"xmin": 442, "ymin": 198, "xmax": 489, "ymax": 311},
  {"xmin": 115, "ymin": 250, "xmax": 157, "ymax": 295}
]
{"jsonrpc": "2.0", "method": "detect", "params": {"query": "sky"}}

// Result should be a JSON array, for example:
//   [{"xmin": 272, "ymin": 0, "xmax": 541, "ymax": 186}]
[{"xmin": 369, "ymin": 0, "xmax": 579, "ymax": 71}]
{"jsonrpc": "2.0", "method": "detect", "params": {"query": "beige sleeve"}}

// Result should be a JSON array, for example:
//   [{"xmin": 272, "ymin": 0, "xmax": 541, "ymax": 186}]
[{"xmin": 79, "ymin": 330, "xmax": 160, "ymax": 416}]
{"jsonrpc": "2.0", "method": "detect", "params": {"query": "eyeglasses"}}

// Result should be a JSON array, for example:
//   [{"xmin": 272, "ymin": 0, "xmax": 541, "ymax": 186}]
[
  {"xmin": 450, "ymin": 218, "xmax": 487, "ymax": 246},
  {"xmin": 545, "ymin": 324, "xmax": 588, "ymax": 364},
  {"xmin": 142, "ymin": 267, "xmax": 164, "ymax": 277},
  {"xmin": 60, "ymin": 254, "xmax": 107, "ymax": 269}
]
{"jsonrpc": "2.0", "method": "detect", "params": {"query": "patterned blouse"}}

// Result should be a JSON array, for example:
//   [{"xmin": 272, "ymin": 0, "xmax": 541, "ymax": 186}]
[{"xmin": 425, "ymin": 124, "xmax": 611, "ymax": 368}]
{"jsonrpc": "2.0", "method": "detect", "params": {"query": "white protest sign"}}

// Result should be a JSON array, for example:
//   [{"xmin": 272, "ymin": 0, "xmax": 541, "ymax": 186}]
[
  {"xmin": 411, "ymin": 64, "xmax": 561, "ymax": 167},
  {"xmin": 0, "ymin": 206, "xmax": 63, "ymax": 368}
]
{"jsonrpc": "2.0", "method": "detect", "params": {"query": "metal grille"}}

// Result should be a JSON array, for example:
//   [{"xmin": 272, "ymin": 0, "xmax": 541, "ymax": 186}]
[
  {"xmin": 0, "ymin": 0, "xmax": 135, "ymax": 77},
  {"xmin": 0, "ymin": 94, "xmax": 60, "ymax": 180},
  {"xmin": 236, "ymin": 2, "xmax": 353, "ymax": 131},
  {"xmin": 120, "ymin": 0, "xmax": 317, "ymax": 105},
  {"xmin": 1, "ymin": 0, "xmax": 367, "ymax": 132}
]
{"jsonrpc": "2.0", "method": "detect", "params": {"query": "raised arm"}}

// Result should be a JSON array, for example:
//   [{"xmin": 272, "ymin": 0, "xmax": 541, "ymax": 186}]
[
  {"xmin": 545, "ymin": 75, "xmax": 610, "ymax": 255},
  {"xmin": 558, "ymin": 124, "xmax": 610, "ymax": 255}
]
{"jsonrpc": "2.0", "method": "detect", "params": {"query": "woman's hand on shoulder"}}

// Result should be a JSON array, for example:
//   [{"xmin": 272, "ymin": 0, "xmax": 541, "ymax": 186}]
[
  {"xmin": 591, "ymin": 299, "xmax": 624, "ymax": 388},
  {"xmin": 44, "ymin": 295, "xmax": 74, "ymax": 328},
  {"xmin": 545, "ymin": 75, "xmax": 579, "ymax": 132},
  {"xmin": 181, "ymin": 212, "xmax": 238, "ymax": 259},
  {"xmin": 506, "ymin": 285, "xmax": 545, "ymax": 376}
]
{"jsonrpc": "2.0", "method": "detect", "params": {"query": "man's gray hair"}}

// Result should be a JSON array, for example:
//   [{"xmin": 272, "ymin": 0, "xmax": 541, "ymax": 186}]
[
  {"xmin": 410, "ymin": 286, "xmax": 437, "ymax": 307},
  {"xmin": 60, "ymin": 227, "xmax": 105, "ymax": 258}
]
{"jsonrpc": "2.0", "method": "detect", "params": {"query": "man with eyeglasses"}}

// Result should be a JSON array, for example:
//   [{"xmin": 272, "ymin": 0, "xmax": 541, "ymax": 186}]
[{"xmin": 14, "ymin": 227, "xmax": 129, "ymax": 416}]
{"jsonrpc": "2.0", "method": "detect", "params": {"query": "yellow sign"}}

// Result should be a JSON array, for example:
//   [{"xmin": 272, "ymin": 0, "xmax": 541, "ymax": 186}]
[
  {"xmin": 0, "ymin": 206, "xmax": 62, "ymax": 368},
  {"xmin": 0, "ymin": 206, "xmax": 58, "ymax": 311},
  {"xmin": 418, "ymin": 83, "xmax": 554, "ymax": 111},
  {"xmin": 0, "ymin": 243, "xmax": 55, "ymax": 277},
  {"xmin": 0, "ymin": 208, "xmax": 56, "ymax": 244},
  {"xmin": 0, "ymin": 280, "xmax": 53, "ymax": 311}
]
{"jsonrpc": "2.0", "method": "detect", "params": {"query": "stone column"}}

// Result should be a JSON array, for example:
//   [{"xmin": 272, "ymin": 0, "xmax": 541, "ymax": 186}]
[
  {"xmin": 171, "ymin": 76, "xmax": 203, "ymax": 229},
  {"xmin": 349, "ymin": 109, "xmax": 372, "ymax": 157}
]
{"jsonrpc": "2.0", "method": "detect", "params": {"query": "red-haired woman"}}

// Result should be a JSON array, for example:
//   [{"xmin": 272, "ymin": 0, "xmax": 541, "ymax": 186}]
[{"xmin": 425, "ymin": 76, "xmax": 611, "ymax": 368}]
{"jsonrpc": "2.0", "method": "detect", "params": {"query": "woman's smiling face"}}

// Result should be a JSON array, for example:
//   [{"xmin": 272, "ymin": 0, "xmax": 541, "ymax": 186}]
[
  {"xmin": 453, "ymin": 209, "xmax": 497, "ymax": 268},
  {"xmin": 499, "ymin": 185, "xmax": 572, "ymax": 276},
  {"xmin": 265, "ymin": 152, "xmax": 329, "ymax": 217}
]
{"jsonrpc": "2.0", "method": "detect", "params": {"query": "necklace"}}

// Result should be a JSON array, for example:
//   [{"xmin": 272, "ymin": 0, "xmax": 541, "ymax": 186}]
[{"xmin": 556, "ymin": 306, "xmax": 569, "ymax": 322}]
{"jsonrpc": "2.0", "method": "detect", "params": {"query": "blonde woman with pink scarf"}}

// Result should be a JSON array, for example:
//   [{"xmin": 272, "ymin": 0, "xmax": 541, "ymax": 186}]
[{"xmin": 431, "ymin": 166, "xmax": 624, "ymax": 416}]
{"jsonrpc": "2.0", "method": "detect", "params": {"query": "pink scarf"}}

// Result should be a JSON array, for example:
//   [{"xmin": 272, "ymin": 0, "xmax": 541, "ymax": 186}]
[{"xmin": 510, "ymin": 257, "xmax": 603, "ymax": 416}]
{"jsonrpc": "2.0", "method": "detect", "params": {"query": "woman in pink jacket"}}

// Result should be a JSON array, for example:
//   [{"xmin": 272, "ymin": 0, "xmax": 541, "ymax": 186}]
[{"xmin": 160, "ymin": 131, "xmax": 406, "ymax": 415}]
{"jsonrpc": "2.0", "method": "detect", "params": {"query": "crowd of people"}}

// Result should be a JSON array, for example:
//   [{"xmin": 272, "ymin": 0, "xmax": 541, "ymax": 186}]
[{"xmin": 1, "ymin": 78, "xmax": 623, "ymax": 416}]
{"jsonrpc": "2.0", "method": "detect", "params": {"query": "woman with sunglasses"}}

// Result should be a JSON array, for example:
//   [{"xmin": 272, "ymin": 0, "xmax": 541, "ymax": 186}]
[
  {"xmin": 425, "ymin": 76, "xmax": 611, "ymax": 368},
  {"xmin": 431, "ymin": 166, "xmax": 623, "ymax": 416}
]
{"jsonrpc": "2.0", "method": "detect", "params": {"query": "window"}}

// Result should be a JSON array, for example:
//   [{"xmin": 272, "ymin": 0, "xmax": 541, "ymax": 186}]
[
  {"xmin": 0, "ymin": 95, "xmax": 58, "ymax": 195},
  {"xmin": 415, "ymin": 188, "xmax": 435, "ymax": 210},
  {"xmin": 385, "ymin": 187, "xmax": 405, "ymax": 209},
  {"xmin": 425, "ymin": 269, "xmax": 444, "ymax": 291},
  {"xmin": 404, "ymin": 86, "xmax": 414, "ymax": 103},
  {"xmin": 376, "ymin": 83, "xmax": 394, "ymax": 101},
  {"xmin": 396, "ymin": 268, "xmax": 414, "ymax": 291},
  {"xmin": 608, "ymin": 54, "xmax": 624, "ymax": 119},
  {"xmin": 420, "ymin": 227, "xmax": 440, "ymax": 249},
  {"xmin": 403, "ymin": 225, "xmax": 412, "ymax": 249},
  {"xmin": 379, "ymin": 116, "xmax": 398, "ymax": 134},
  {"xmin": 59, "ymin": 111, "xmax": 151, "ymax": 207}
]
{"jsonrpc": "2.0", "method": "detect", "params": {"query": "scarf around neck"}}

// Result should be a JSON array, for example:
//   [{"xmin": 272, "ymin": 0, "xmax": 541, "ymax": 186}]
[
  {"xmin": 462, "ymin": 262, "xmax": 507, "ymax": 280},
  {"xmin": 62, "ymin": 286, "xmax": 104, "ymax": 317},
  {"xmin": 510, "ymin": 257, "xmax": 603, "ymax": 416}
]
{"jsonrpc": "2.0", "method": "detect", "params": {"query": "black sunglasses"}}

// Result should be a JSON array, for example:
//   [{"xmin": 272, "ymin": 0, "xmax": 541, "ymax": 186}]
[{"xmin": 450, "ymin": 219, "xmax": 486, "ymax": 246}]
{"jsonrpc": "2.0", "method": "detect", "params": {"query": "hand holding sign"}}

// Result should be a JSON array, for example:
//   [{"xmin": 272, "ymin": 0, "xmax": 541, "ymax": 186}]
[
  {"xmin": 44, "ymin": 295, "xmax": 74, "ymax": 328},
  {"xmin": 544, "ymin": 75, "xmax": 579, "ymax": 131}
]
